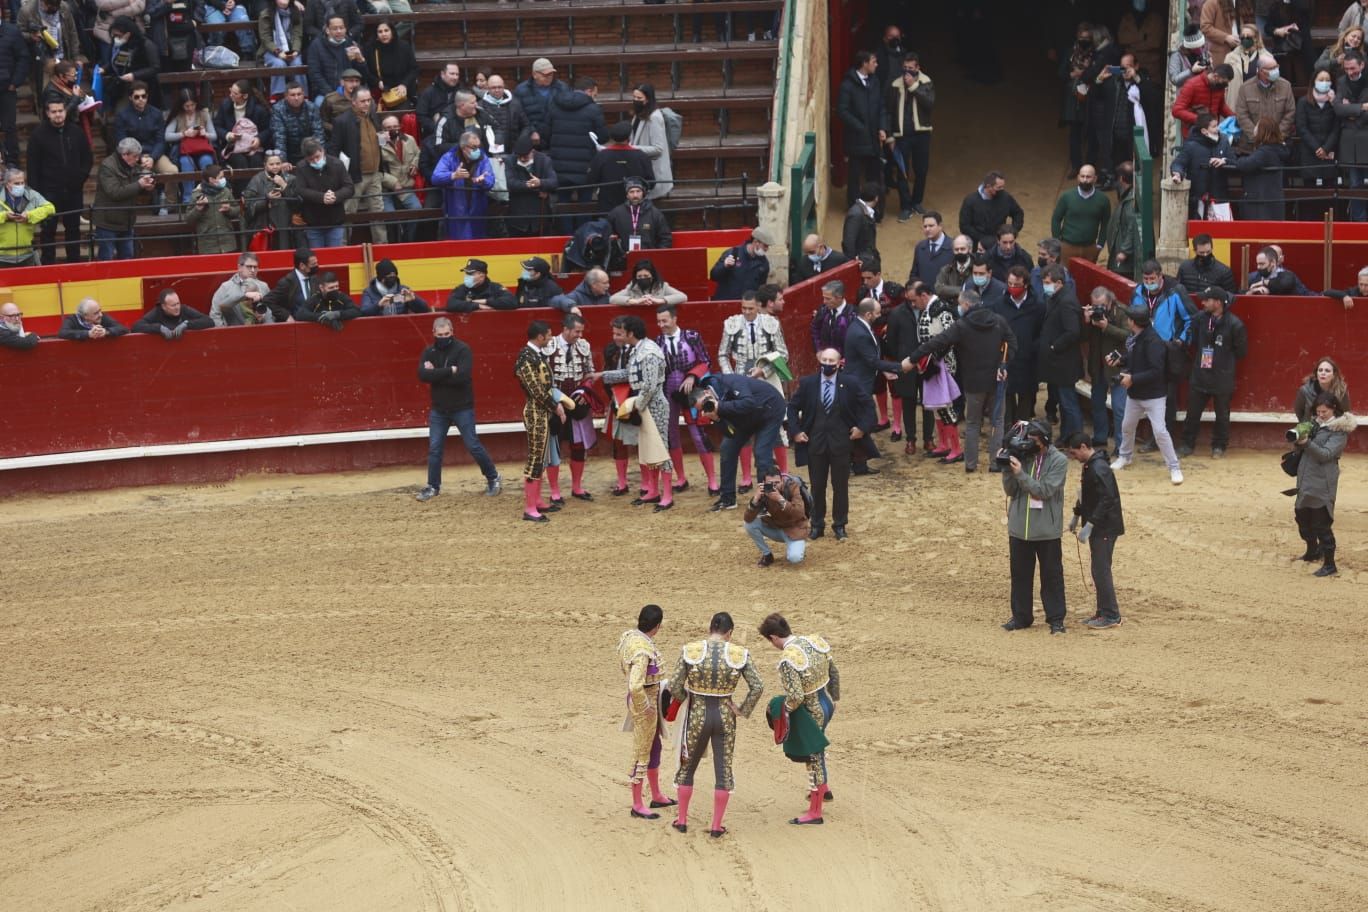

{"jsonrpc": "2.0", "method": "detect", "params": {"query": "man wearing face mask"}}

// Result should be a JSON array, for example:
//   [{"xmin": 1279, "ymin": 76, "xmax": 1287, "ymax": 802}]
[
  {"xmin": 933, "ymin": 234, "xmax": 975, "ymax": 303},
  {"xmin": 1233, "ymin": 52, "xmax": 1294, "ymax": 152},
  {"xmin": 293, "ymin": 136, "xmax": 354, "ymax": 249},
  {"xmin": 515, "ymin": 256, "xmax": 561, "ymax": 309},
  {"xmin": 306, "ymin": 15, "xmax": 368, "ymax": 105},
  {"xmin": 1171, "ymin": 112, "xmax": 1233, "ymax": 219},
  {"xmin": 295, "ymin": 270, "xmax": 361, "ymax": 330},
  {"xmin": 446, "ymin": 258, "xmax": 517, "ymax": 312},
  {"xmin": 262, "ymin": 247, "xmax": 318, "ymax": 322},
  {"xmin": 958, "ymin": 170, "xmax": 1024, "ymax": 253},
  {"xmin": 992, "ymin": 267, "xmax": 1046, "ymax": 431},
  {"xmin": 787, "ymin": 347, "xmax": 873, "ymax": 541},
  {"xmin": 873, "ymin": 23, "xmax": 905, "ymax": 87},
  {"xmin": 961, "ymin": 255, "xmax": 1007, "ymax": 312},
  {"xmin": 710, "ymin": 228, "xmax": 772, "ymax": 300},
  {"xmin": 0, "ymin": 168, "xmax": 55, "ymax": 267},
  {"xmin": 505, "ymin": 135, "xmax": 558, "ymax": 238},
  {"xmin": 1036, "ymin": 264, "xmax": 1085, "ymax": 441},
  {"xmin": 883, "ymin": 50, "xmax": 934, "ymax": 223},
  {"xmin": 1050, "ymin": 165, "xmax": 1111, "ymax": 266},
  {"xmin": 791, "ymin": 233, "xmax": 849, "ymax": 283},
  {"xmin": 1335, "ymin": 51, "xmax": 1368, "ymax": 221},
  {"xmin": 184, "ymin": 163, "xmax": 238, "ymax": 255},
  {"xmin": 360, "ymin": 258, "xmax": 431, "ymax": 316},
  {"xmin": 379, "ymin": 114, "xmax": 422, "ymax": 244},
  {"xmin": 1176, "ymin": 233, "xmax": 1238, "ymax": 293},
  {"xmin": 1243, "ymin": 246, "xmax": 1312, "ymax": 295},
  {"xmin": 416, "ymin": 316, "xmax": 503, "ymax": 502},
  {"xmin": 1172, "ymin": 63, "xmax": 1234, "ymax": 138}
]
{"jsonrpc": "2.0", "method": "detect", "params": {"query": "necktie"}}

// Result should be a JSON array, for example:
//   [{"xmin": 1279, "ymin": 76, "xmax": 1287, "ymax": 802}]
[
  {"xmin": 749, "ymin": 323, "xmax": 756, "ymax": 345},
  {"xmin": 301, "ymin": 276, "xmax": 310, "ymax": 300},
  {"xmin": 670, "ymin": 335, "xmax": 678, "ymax": 363},
  {"xmin": 822, "ymin": 380, "xmax": 834, "ymax": 411}
]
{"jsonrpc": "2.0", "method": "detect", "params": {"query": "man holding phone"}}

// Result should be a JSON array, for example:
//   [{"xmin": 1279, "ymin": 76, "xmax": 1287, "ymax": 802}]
[{"xmin": 360, "ymin": 258, "xmax": 432, "ymax": 315}]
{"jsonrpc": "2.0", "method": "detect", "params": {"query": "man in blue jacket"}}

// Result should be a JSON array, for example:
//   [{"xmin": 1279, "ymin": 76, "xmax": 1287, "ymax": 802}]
[{"xmin": 690, "ymin": 372, "xmax": 787, "ymax": 513}]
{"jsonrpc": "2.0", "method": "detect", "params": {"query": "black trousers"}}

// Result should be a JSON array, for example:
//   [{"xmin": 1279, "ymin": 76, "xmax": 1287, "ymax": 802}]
[
  {"xmin": 1295, "ymin": 505, "xmax": 1335, "ymax": 553},
  {"xmin": 846, "ymin": 153, "xmax": 883, "ymax": 210},
  {"xmin": 1183, "ymin": 388, "xmax": 1232, "ymax": 450},
  {"xmin": 1009, "ymin": 536, "xmax": 1066, "ymax": 627},
  {"xmin": 1089, "ymin": 534, "xmax": 1119, "ymax": 620},
  {"xmin": 808, "ymin": 446, "xmax": 850, "ymax": 529},
  {"xmin": 0, "ymin": 88, "xmax": 18, "ymax": 165},
  {"xmin": 900, "ymin": 395, "xmax": 936, "ymax": 445},
  {"xmin": 891, "ymin": 132, "xmax": 931, "ymax": 211},
  {"xmin": 39, "ymin": 187, "xmax": 86, "ymax": 264},
  {"xmin": 1006, "ymin": 389, "xmax": 1037, "ymax": 424}
]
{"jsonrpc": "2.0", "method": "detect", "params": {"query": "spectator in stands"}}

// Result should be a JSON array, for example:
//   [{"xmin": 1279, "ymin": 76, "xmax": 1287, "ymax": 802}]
[
  {"xmin": 1316, "ymin": 25, "xmax": 1364, "ymax": 81},
  {"xmin": 547, "ymin": 75, "xmax": 607, "ymax": 226},
  {"xmin": 1297, "ymin": 70, "xmax": 1342, "ymax": 192},
  {"xmin": 1171, "ymin": 112, "xmax": 1233, "ymax": 219},
  {"xmin": 1169, "ymin": 21, "xmax": 1213, "ymax": 88},
  {"xmin": 1031, "ymin": 238, "xmax": 1075, "ymax": 299},
  {"xmin": 1171, "ymin": 63, "xmax": 1234, "ymax": 139},
  {"xmin": 378, "ymin": 113, "xmax": 421, "ymax": 243},
  {"xmin": 514, "ymin": 58, "xmax": 567, "ymax": 147},
  {"xmin": 1245, "ymin": 244, "xmax": 1312, "ymax": 294},
  {"xmin": 985, "ymin": 223, "xmax": 1033, "ymax": 281},
  {"xmin": 841, "ymin": 181, "xmax": 878, "ymax": 259},
  {"xmin": 836, "ymin": 49, "xmax": 884, "ymax": 217},
  {"xmin": 1336, "ymin": 51, "xmax": 1368, "ymax": 221},
  {"xmin": 59, "ymin": 298, "xmax": 128, "ymax": 340},
  {"xmin": 907, "ymin": 211, "xmax": 952, "ymax": 287},
  {"xmin": 320, "ymin": 68, "xmax": 363, "ymax": 135},
  {"xmin": 417, "ymin": 62, "xmax": 462, "ymax": 138},
  {"xmin": 303, "ymin": 0, "xmax": 361, "ymax": 47},
  {"xmin": 480, "ymin": 74, "xmax": 529, "ymax": 154},
  {"xmin": 27, "ymin": 99, "xmax": 89, "ymax": 265},
  {"xmin": 243, "ymin": 151, "xmax": 296, "ymax": 250},
  {"xmin": 197, "ymin": 0, "xmax": 256, "ymax": 58},
  {"xmin": 933, "ymin": 234, "xmax": 974, "ymax": 303},
  {"xmin": 307, "ymin": 15, "xmax": 368, "ymax": 105},
  {"xmin": 1295, "ymin": 357, "xmax": 1353, "ymax": 420},
  {"xmin": 271, "ymin": 80, "xmax": 324, "ymax": 165},
  {"xmin": 215, "ymin": 79, "xmax": 272, "ymax": 180},
  {"xmin": 587, "ymin": 122, "xmax": 654, "ymax": 210},
  {"xmin": 329, "ymin": 85, "xmax": 385, "ymax": 243},
  {"xmin": 431, "ymin": 128, "xmax": 493, "ymax": 240},
  {"xmin": 0, "ymin": 17, "xmax": 30, "ymax": 169},
  {"xmin": 711, "ymin": 228, "xmax": 772, "ymax": 300},
  {"xmin": 1132, "ymin": 258, "xmax": 1194, "ymax": 442},
  {"xmin": 1179, "ymin": 286, "xmax": 1247, "ymax": 459},
  {"xmin": 360, "ymin": 258, "xmax": 430, "ymax": 315},
  {"xmin": 1233, "ymin": 51, "xmax": 1294, "ymax": 152},
  {"xmin": 1082, "ymin": 285, "xmax": 1130, "ymax": 450},
  {"xmin": 93, "ymin": 137, "xmax": 154, "ymax": 261},
  {"xmin": 607, "ymin": 177, "xmax": 671, "ymax": 251},
  {"xmin": 18, "ymin": 0, "xmax": 80, "ymax": 99},
  {"xmin": 367, "ymin": 20, "xmax": 417, "ymax": 110},
  {"xmin": 1220, "ymin": 22, "xmax": 1262, "ymax": 108},
  {"xmin": 959, "ymin": 170, "xmax": 1023, "ymax": 253},
  {"xmin": 516, "ymin": 257, "xmax": 560, "ymax": 309},
  {"xmin": 1081, "ymin": 24, "xmax": 1123, "ymax": 185},
  {"xmin": 551, "ymin": 267, "xmax": 611, "ymax": 315},
  {"xmin": 185, "ymin": 163, "xmax": 238, "ymax": 255},
  {"xmin": 610, "ymin": 258, "xmax": 687, "ymax": 307},
  {"xmin": 792, "ymin": 233, "xmax": 848, "ymax": 283},
  {"xmin": 1104, "ymin": 161, "xmax": 1138, "ymax": 275},
  {"xmin": 0, "ymin": 168, "xmax": 53, "ymax": 267},
  {"xmin": 1036, "ymin": 264, "xmax": 1084, "ymax": 441},
  {"xmin": 505, "ymin": 134, "xmax": 557, "ymax": 238},
  {"xmin": 296, "ymin": 269, "xmax": 360, "ymax": 328},
  {"xmin": 259, "ymin": 0, "xmax": 304, "ymax": 99},
  {"xmin": 1199, "ymin": 0, "xmax": 1244, "ymax": 67},
  {"xmin": 133, "ymin": 289, "xmax": 214, "ymax": 338},
  {"xmin": 1323, "ymin": 264, "xmax": 1368, "ymax": 310},
  {"xmin": 1340, "ymin": 0, "xmax": 1368, "ymax": 32},
  {"xmin": 165, "ymin": 88, "xmax": 217, "ymax": 204},
  {"xmin": 294, "ymin": 136, "xmax": 353, "ymax": 248},
  {"xmin": 211, "ymin": 252, "xmax": 272, "ymax": 326},
  {"xmin": 1232, "ymin": 115, "xmax": 1290, "ymax": 220},
  {"xmin": 0, "ymin": 302, "xmax": 39, "ymax": 348},
  {"xmin": 1177, "ymin": 233, "xmax": 1239, "ymax": 293},
  {"xmin": 103, "ymin": 16, "xmax": 159, "ymax": 113},
  {"xmin": 883, "ymin": 50, "xmax": 934, "ymax": 222},
  {"xmin": 261, "ymin": 247, "xmax": 317, "ymax": 320},
  {"xmin": 39, "ymin": 58, "xmax": 90, "ymax": 130},
  {"xmin": 629, "ymin": 82, "xmax": 673, "ymax": 200},
  {"xmin": 473, "ymin": 68, "xmax": 490, "ymax": 94},
  {"xmin": 446, "ymin": 258, "xmax": 515, "ymax": 312},
  {"xmin": 995, "ymin": 259, "xmax": 1045, "ymax": 423},
  {"xmin": 432, "ymin": 90, "xmax": 494, "ymax": 161}
]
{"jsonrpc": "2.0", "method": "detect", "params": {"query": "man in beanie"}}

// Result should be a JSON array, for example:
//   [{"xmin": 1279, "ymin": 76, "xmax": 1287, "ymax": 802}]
[
  {"xmin": 446, "ymin": 258, "xmax": 516, "ymax": 312},
  {"xmin": 1168, "ymin": 21, "xmax": 1212, "ymax": 89},
  {"xmin": 1109, "ymin": 305, "xmax": 1184, "ymax": 485},
  {"xmin": 1179, "ymin": 286, "xmax": 1247, "ymax": 458},
  {"xmin": 587, "ymin": 121, "xmax": 655, "ymax": 209},
  {"xmin": 516, "ymin": 256, "xmax": 562, "ymax": 308},
  {"xmin": 607, "ymin": 177, "xmax": 672, "ymax": 251},
  {"xmin": 360, "ymin": 259, "xmax": 432, "ymax": 315}
]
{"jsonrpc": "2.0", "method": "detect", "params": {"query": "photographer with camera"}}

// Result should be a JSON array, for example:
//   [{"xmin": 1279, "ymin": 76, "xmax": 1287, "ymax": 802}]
[
  {"xmin": 742, "ymin": 471, "xmax": 811, "ymax": 566},
  {"xmin": 1000, "ymin": 419, "xmax": 1071, "ymax": 634},
  {"xmin": 689, "ymin": 372, "xmax": 787, "ymax": 513},
  {"xmin": 211, "ymin": 253, "xmax": 274, "ymax": 326},
  {"xmin": 1292, "ymin": 393, "xmax": 1356, "ymax": 577},
  {"xmin": 1083, "ymin": 286, "xmax": 1130, "ymax": 451},
  {"xmin": 1063, "ymin": 433, "xmax": 1125, "ymax": 629},
  {"xmin": 1109, "ymin": 305, "xmax": 1184, "ymax": 485},
  {"xmin": 360, "ymin": 259, "xmax": 432, "ymax": 316},
  {"xmin": 1179, "ymin": 287, "xmax": 1247, "ymax": 459}
]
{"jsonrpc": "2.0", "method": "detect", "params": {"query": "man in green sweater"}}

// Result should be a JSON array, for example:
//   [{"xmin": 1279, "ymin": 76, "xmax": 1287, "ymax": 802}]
[{"xmin": 1050, "ymin": 164, "xmax": 1112, "ymax": 267}]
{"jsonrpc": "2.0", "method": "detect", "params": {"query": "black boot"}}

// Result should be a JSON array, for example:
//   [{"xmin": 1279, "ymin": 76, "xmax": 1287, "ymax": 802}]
[
  {"xmin": 1297, "ymin": 542, "xmax": 1323, "ymax": 562},
  {"xmin": 1313, "ymin": 549, "xmax": 1338, "ymax": 577}
]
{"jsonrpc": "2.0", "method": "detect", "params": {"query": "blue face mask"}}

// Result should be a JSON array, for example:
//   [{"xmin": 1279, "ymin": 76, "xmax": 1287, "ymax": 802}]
[
  {"xmin": 309, "ymin": 158, "xmax": 326, "ymax": 171},
  {"xmin": 467, "ymin": 148, "xmax": 482, "ymax": 160},
  {"xmin": 1143, "ymin": 280, "xmax": 1160, "ymax": 292},
  {"xmin": 520, "ymin": 269, "xmax": 533, "ymax": 281},
  {"xmin": 971, "ymin": 274, "xmax": 989, "ymax": 287},
  {"xmin": 463, "ymin": 274, "xmax": 477, "ymax": 288},
  {"xmin": 9, "ymin": 185, "xmax": 26, "ymax": 198},
  {"xmin": 1266, "ymin": 68, "xmax": 1280, "ymax": 82},
  {"xmin": 1315, "ymin": 80, "xmax": 1333, "ymax": 93},
  {"xmin": 1042, "ymin": 283, "xmax": 1058, "ymax": 297}
]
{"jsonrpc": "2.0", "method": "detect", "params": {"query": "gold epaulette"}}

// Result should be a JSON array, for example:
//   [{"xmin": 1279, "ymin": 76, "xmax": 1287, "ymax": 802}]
[
  {"xmin": 681, "ymin": 640, "xmax": 708, "ymax": 665},
  {"xmin": 723, "ymin": 642, "xmax": 750, "ymax": 670},
  {"xmin": 778, "ymin": 642, "xmax": 809, "ymax": 672}
]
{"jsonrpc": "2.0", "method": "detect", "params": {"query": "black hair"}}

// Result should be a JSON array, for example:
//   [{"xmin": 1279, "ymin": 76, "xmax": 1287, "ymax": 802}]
[
  {"xmin": 757, "ymin": 613, "xmax": 791, "ymax": 639},
  {"xmin": 654, "ymin": 302, "xmax": 676, "ymax": 317},
  {"xmin": 755, "ymin": 284, "xmax": 781, "ymax": 305},
  {"xmin": 1312, "ymin": 391, "xmax": 1344, "ymax": 415},
  {"xmin": 853, "ymin": 49, "xmax": 876, "ymax": 68},
  {"xmin": 1062, "ymin": 431, "xmax": 1091, "ymax": 449},
  {"xmin": 637, "ymin": 604, "xmax": 663, "ymax": 632},
  {"xmin": 293, "ymin": 248, "xmax": 315, "ymax": 267},
  {"xmin": 317, "ymin": 270, "xmax": 338, "ymax": 285},
  {"xmin": 527, "ymin": 320, "xmax": 550, "ymax": 339},
  {"xmin": 611, "ymin": 314, "xmax": 648, "ymax": 341},
  {"xmin": 709, "ymin": 612, "xmax": 735, "ymax": 634}
]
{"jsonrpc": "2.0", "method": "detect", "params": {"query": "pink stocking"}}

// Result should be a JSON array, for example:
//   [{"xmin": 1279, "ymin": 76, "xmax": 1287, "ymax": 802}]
[
  {"xmin": 774, "ymin": 446, "xmax": 789, "ymax": 474},
  {"xmin": 546, "ymin": 465, "xmax": 562, "ymax": 500},
  {"xmin": 890, "ymin": 395, "xmax": 903, "ymax": 433},
  {"xmin": 675, "ymin": 784, "xmax": 693, "ymax": 826},
  {"xmin": 631, "ymin": 780, "xmax": 648, "ymax": 814},
  {"xmin": 669, "ymin": 446, "xmax": 687, "ymax": 482},
  {"xmin": 522, "ymin": 480, "xmax": 541, "ymax": 517},
  {"xmin": 639, "ymin": 464, "xmax": 656, "ymax": 498},
  {"xmin": 615, "ymin": 458, "xmax": 629, "ymax": 489},
  {"xmin": 710, "ymin": 789, "xmax": 730, "ymax": 833},
  {"xmin": 535, "ymin": 478, "xmax": 551, "ymax": 511},
  {"xmin": 570, "ymin": 460, "xmax": 587, "ymax": 495},
  {"xmin": 647, "ymin": 768, "xmax": 670, "ymax": 804},
  {"xmin": 698, "ymin": 451, "xmax": 718, "ymax": 490},
  {"xmin": 739, "ymin": 446, "xmax": 754, "ymax": 486},
  {"xmin": 658, "ymin": 468, "xmax": 674, "ymax": 507}
]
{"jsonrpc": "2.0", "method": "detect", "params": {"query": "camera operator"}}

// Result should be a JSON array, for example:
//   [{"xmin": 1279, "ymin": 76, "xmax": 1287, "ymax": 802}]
[
  {"xmin": 1293, "ymin": 393, "xmax": 1356, "ymax": 577},
  {"xmin": 211, "ymin": 253, "xmax": 274, "ymax": 326},
  {"xmin": 743, "ymin": 471, "xmax": 811, "ymax": 566},
  {"xmin": 1083, "ymin": 286, "xmax": 1130, "ymax": 451},
  {"xmin": 1000, "ymin": 419, "xmax": 1070, "ymax": 635},
  {"xmin": 1063, "ymin": 432, "xmax": 1125, "ymax": 629},
  {"xmin": 1108, "ymin": 305, "xmax": 1184, "ymax": 485}
]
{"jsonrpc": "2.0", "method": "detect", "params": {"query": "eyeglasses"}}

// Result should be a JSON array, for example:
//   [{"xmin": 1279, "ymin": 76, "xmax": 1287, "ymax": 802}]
[
  {"xmin": 131, "ymin": 93, "xmax": 147, "ymax": 99},
  {"xmin": 1, "ymin": 311, "xmax": 21, "ymax": 319}
]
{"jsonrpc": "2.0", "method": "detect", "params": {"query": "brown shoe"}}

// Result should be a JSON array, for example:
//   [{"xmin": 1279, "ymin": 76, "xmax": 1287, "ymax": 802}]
[{"xmin": 756, "ymin": 553, "xmax": 775, "ymax": 567}]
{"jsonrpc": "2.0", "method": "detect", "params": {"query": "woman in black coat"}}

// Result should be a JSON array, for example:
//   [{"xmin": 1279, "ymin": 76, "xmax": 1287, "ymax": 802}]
[
  {"xmin": 213, "ymin": 79, "xmax": 274, "ymax": 183},
  {"xmin": 1232, "ymin": 116, "xmax": 1292, "ymax": 221},
  {"xmin": 366, "ymin": 20, "xmax": 418, "ymax": 110},
  {"xmin": 1295, "ymin": 70, "xmax": 1341, "ymax": 188}
]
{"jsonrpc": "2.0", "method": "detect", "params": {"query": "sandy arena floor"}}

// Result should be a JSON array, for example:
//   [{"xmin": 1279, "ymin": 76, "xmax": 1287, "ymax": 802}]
[{"xmin": 1, "ymin": 442, "xmax": 1365, "ymax": 912}]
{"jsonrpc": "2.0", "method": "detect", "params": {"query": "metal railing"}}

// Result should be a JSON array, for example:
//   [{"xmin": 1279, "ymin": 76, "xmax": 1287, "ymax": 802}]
[{"xmin": 786, "ymin": 131, "xmax": 816, "ymax": 256}]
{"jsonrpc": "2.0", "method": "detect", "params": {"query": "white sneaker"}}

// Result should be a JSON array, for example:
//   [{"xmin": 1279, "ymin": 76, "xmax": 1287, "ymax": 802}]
[
  {"xmin": 1170, "ymin": 468, "xmax": 1184, "ymax": 485},
  {"xmin": 1110, "ymin": 457, "xmax": 1130, "ymax": 471}
]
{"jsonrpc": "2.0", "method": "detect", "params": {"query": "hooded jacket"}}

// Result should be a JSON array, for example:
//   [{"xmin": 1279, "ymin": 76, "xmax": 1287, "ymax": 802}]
[
  {"xmin": 545, "ymin": 89, "xmax": 607, "ymax": 185},
  {"xmin": 1075, "ymin": 449, "xmax": 1125, "ymax": 537},
  {"xmin": 904, "ymin": 305, "xmax": 1018, "ymax": 395},
  {"xmin": 1295, "ymin": 412, "xmax": 1356, "ymax": 516}
]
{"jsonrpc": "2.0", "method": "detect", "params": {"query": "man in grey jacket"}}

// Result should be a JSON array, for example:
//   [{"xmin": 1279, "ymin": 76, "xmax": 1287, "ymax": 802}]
[{"xmin": 1000, "ymin": 419, "xmax": 1070, "ymax": 634}]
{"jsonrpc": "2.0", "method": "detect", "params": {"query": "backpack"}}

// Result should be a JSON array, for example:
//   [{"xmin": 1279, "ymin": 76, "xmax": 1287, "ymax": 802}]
[
  {"xmin": 781, "ymin": 473, "xmax": 813, "ymax": 519},
  {"xmin": 659, "ymin": 107, "xmax": 683, "ymax": 152}
]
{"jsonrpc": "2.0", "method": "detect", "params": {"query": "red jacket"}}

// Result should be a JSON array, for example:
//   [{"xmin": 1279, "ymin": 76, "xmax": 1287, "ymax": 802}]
[{"xmin": 1172, "ymin": 76, "xmax": 1234, "ymax": 137}]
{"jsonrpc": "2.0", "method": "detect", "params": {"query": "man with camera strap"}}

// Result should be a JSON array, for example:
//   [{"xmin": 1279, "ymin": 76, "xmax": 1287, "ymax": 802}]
[{"xmin": 999, "ymin": 419, "xmax": 1070, "ymax": 634}]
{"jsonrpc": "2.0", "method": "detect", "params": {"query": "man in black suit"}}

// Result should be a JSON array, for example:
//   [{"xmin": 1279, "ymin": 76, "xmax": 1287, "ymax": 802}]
[
  {"xmin": 907, "ymin": 210, "xmax": 953, "ymax": 287},
  {"xmin": 835, "ymin": 49, "xmax": 884, "ymax": 214},
  {"xmin": 787, "ymin": 347, "xmax": 874, "ymax": 540},
  {"xmin": 689, "ymin": 373, "xmax": 787, "ymax": 511},
  {"xmin": 842, "ymin": 297, "xmax": 912, "ymax": 474},
  {"xmin": 791, "ymin": 233, "xmax": 850, "ymax": 283},
  {"xmin": 262, "ymin": 248, "xmax": 320, "ymax": 323},
  {"xmin": 841, "ymin": 182, "xmax": 879, "ymax": 259}
]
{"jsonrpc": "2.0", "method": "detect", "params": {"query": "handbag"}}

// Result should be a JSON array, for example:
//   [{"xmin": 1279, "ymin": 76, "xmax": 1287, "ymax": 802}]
[
  {"xmin": 376, "ymin": 50, "xmax": 405, "ymax": 108},
  {"xmin": 248, "ymin": 225, "xmax": 275, "ymax": 251},
  {"xmin": 1280, "ymin": 448, "xmax": 1302, "ymax": 477},
  {"xmin": 179, "ymin": 129, "xmax": 215, "ymax": 159}
]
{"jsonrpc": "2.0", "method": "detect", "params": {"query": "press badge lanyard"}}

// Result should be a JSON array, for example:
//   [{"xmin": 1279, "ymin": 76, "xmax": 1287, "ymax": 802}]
[{"xmin": 628, "ymin": 206, "xmax": 642, "ymax": 250}]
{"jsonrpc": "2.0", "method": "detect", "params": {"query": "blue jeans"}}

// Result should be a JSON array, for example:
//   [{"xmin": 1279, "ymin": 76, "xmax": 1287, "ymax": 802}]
[
  {"xmin": 383, "ymin": 189, "xmax": 423, "ymax": 243},
  {"xmin": 263, "ymin": 52, "xmax": 291, "ymax": 96},
  {"xmin": 1050, "ymin": 381, "xmax": 1085, "ymax": 441},
  {"xmin": 1090, "ymin": 375, "xmax": 1128, "ymax": 446},
  {"xmin": 203, "ymin": 6, "xmax": 257, "ymax": 53},
  {"xmin": 427, "ymin": 407, "xmax": 497, "ymax": 490},
  {"xmin": 179, "ymin": 152, "xmax": 216, "ymax": 201},
  {"xmin": 744, "ymin": 515, "xmax": 806, "ymax": 563},
  {"xmin": 718, "ymin": 412, "xmax": 783, "ymax": 501},
  {"xmin": 305, "ymin": 226, "xmax": 346, "ymax": 249},
  {"xmin": 94, "ymin": 227, "xmax": 135, "ymax": 260}
]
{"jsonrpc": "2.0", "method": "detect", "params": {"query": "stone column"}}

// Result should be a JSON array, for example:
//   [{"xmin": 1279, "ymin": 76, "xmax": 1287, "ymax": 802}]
[
  {"xmin": 1156, "ymin": 177, "xmax": 1192, "ymax": 272},
  {"xmin": 757, "ymin": 181, "xmax": 789, "ymax": 285}
]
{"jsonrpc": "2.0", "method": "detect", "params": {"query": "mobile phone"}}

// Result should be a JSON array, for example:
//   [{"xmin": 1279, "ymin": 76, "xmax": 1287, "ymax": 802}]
[{"xmin": 1107, "ymin": 65, "xmax": 1124, "ymax": 75}]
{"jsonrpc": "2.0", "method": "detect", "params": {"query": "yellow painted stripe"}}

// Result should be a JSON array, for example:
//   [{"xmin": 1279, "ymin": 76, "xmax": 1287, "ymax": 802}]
[{"xmin": 5, "ymin": 278, "xmax": 144, "ymax": 319}]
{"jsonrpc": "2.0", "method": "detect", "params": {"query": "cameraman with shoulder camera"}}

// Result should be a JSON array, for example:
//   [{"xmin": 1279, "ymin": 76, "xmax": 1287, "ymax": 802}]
[
  {"xmin": 1063, "ymin": 432, "xmax": 1125, "ymax": 629},
  {"xmin": 1000, "ymin": 419, "xmax": 1070, "ymax": 634},
  {"xmin": 742, "ymin": 471, "xmax": 811, "ymax": 566}
]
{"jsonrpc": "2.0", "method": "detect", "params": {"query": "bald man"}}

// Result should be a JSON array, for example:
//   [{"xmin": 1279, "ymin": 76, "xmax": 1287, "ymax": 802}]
[{"xmin": 791, "ymin": 233, "xmax": 850, "ymax": 283}]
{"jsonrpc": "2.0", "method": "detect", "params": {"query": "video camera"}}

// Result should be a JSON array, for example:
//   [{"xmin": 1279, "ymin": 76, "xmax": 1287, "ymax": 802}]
[
  {"xmin": 995, "ymin": 419, "xmax": 1044, "ymax": 468},
  {"xmin": 1285, "ymin": 421, "xmax": 1315, "ymax": 443}
]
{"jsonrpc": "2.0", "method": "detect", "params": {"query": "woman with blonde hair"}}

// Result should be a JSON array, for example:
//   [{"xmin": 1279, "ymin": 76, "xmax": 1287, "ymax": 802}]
[
  {"xmin": 1224, "ymin": 22, "xmax": 1264, "ymax": 109},
  {"xmin": 1314, "ymin": 25, "xmax": 1365, "ymax": 80}
]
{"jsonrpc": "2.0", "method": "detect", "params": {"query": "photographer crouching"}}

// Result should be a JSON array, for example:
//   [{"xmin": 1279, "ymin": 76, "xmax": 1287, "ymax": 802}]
[
  {"xmin": 743, "ymin": 471, "xmax": 811, "ymax": 566},
  {"xmin": 1063, "ymin": 433, "xmax": 1126, "ymax": 629},
  {"xmin": 999, "ymin": 420, "xmax": 1070, "ymax": 634}
]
